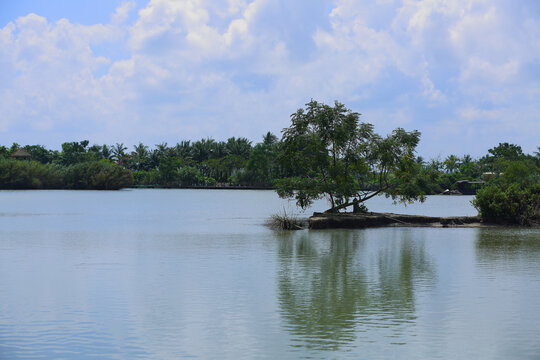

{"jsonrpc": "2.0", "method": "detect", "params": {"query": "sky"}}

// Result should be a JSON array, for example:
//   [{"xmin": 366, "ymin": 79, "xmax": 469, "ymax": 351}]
[{"xmin": 0, "ymin": 0, "xmax": 539, "ymax": 158}]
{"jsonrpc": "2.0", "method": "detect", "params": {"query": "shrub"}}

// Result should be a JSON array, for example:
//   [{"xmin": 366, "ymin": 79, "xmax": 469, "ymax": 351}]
[
  {"xmin": 63, "ymin": 161, "xmax": 133, "ymax": 190},
  {"xmin": 0, "ymin": 159, "xmax": 63, "ymax": 189},
  {"xmin": 473, "ymin": 182, "xmax": 539, "ymax": 225},
  {"xmin": 268, "ymin": 209, "xmax": 304, "ymax": 230}
]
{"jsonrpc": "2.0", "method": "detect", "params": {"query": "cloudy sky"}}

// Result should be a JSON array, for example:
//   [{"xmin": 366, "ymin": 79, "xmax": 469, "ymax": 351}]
[{"xmin": 1, "ymin": 0, "xmax": 539, "ymax": 157}]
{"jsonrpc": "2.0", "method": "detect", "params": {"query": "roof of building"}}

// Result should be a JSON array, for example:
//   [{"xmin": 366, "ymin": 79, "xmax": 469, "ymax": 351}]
[{"xmin": 11, "ymin": 148, "xmax": 32, "ymax": 158}]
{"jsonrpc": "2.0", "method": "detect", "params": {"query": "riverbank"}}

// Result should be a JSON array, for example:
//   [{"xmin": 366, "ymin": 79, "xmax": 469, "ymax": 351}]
[
  {"xmin": 308, "ymin": 212, "xmax": 515, "ymax": 229},
  {"xmin": 130, "ymin": 185, "xmax": 274, "ymax": 190}
]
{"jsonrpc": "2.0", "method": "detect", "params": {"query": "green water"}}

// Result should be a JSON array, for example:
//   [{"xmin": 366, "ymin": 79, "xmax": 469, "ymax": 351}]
[{"xmin": 0, "ymin": 190, "xmax": 539, "ymax": 359}]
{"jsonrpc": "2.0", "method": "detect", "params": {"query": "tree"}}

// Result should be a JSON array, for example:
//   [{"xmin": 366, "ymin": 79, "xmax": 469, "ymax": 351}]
[
  {"xmin": 242, "ymin": 133, "xmax": 280, "ymax": 186},
  {"xmin": 173, "ymin": 141, "xmax": 192, "ymax": 161},
  {"xmin": 472, "ymin": 159, "xmax": 539, "ymax": 225},
  {"xmin": 191, "ymin": 138, "xmax": 215, "ymax": 162},
  {"xmin": 132, "ymin": 143, "xmax": 150, "ymax": 171},
  {"xmin": 60, "ymin": 140, "xmax": 89, "ymax": 165},
  {"xmin": 443, "ymin": 155, "xmax": 459, "ymax": 173},
  {"xmin": 0, "ymin": 145, "xmax": 9, "ymax": 159},
  {"xmin": 487, "ymin": 142, "xmax": 523, "ymax": 160},
  {"xmin": 24, "ymin": 145, "xmax": 56, "ymax": 163},
  {"xmin": 262, "ymin": 131, "xmax": 278, "ymax": 146},
  {"xmin": 275, "ymin": 100, "xmax": 425, "ymax": 213},
  {"xmin": 112, "ymin": 143, "xmax": 127, "ymax": 162},
  {"xmin": 225, "ymin": 137, "xmax": 252, "ymax": 159}
]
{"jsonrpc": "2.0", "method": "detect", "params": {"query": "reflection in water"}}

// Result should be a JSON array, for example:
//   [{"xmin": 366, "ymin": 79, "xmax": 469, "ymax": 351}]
[
  {"xmin": 475, "ymin": 228, "xmax": 540, "ymax": 271},
  {"xmin": 276, "ymin": 230, "xmax": 435, "ymax": 351}
]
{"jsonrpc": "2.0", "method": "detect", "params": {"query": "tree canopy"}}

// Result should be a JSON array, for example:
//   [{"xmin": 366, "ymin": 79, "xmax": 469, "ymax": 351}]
[{"xmin": 275, "ymin": 100, "xmax": 425, "ymax": 213}]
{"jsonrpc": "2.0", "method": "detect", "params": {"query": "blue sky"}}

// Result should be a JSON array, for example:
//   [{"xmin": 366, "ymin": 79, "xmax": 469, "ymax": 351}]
[{"xmin": 0, "ymin": 0, "xmax": 539, "ymax": 157}]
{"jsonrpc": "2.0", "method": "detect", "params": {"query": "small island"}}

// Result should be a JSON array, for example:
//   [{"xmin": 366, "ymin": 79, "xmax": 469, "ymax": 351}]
[{"xmin": 273, "ymin": 101, "xmax": 539, "ymax": 228}]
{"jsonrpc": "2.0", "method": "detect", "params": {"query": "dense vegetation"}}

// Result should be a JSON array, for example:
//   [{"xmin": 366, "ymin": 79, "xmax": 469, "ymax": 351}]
[
  {"xmin": 1, "ymin": 104, "xmax": 538, "ymax": 219},
  {"xmin": 4, "ymin": 137, "xmax": 537, "ymax": 192},
  {"xmin": 472, "ymin": 148, "xmax": 540, "ymax": 225}
]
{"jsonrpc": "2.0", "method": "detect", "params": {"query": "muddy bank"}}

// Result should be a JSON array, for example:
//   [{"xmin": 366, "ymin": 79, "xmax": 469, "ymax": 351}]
[{"xmin": 309, "ymin": 212, "xmax": 489, "ymax": 229}]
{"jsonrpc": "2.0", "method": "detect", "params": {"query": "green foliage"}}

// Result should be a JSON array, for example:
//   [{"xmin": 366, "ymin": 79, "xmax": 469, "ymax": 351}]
[
  {"xmin": 63, "ymin": 161, "xmax": 133, "ymax": 190},
  {"xmin": 488, "ymin": 142, "xmax": 524, "ymax": 160},
  {"xmin": 60, "ymin": 140, "xmax": 90, "ymax": 165},
  {"xmin": 0, "ymin": 145, "xmax": 9, "ymax": 159},
  {"xmin": 473, "ymin": 182, "xmax": 539, "ymax": 225},
  {"xmin": 243, "ymin": 141, "xmax": 280, "ymax": 186},
  {"xmin": 472, "ymin": 159, "xmax": 539, "ymax": 225},
  {"xmin": 133, "ymin": 170, "xmax": 160, "ymax": 185},
  {"xmin": 0, "ymin": 159, "xmax": 63, "ymax": 189},
  {"xmin": 1, "ymin": 133, "xmax": 535, "ymax": 194},
  {"xmin": 275, "ymin": 100, "xmax": 425, "ymax": 212},
  {"xmin": 23, "ymin": 145, "xmax": 57, "ymax": 164},
  {"xmin": 158, "ymin": 157, "xmax": 183, "ymax": 185}
]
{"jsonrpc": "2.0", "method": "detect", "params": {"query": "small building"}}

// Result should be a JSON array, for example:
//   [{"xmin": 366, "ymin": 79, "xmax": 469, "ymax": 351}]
[
  {"xmin": 11, "ymin": 148, "xmax": 32, "ymax": 160},
  {"xmin": 455, "ymin": 180, "xmax": 485, "ymax": 195}
]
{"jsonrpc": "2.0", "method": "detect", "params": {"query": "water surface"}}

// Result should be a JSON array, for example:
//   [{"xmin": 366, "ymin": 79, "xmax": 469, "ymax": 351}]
[{"xmin": 0, "ymin": 190, "xmax": 539, "ymax": 359}]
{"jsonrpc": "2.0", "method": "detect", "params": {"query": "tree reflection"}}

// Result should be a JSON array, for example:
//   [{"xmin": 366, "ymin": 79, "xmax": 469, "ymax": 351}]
[
  {"xmin": 475, "ymin": 228, "xmax": 540, "ymax": 264},
  {"xmin": 276, "ymin": 230, "xmax": 435, "ymax": 351}
]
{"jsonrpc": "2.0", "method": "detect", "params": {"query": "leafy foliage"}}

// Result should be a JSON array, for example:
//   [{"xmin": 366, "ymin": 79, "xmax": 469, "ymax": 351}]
[
  {"xmin": 275, "ymin": 100, "xmax": 425, "ymax": 212},
  {"xmin": 472, "ymin": 159, "xmax": 539, "ymax": 225},
  {"xmin": 0, "ymin": 159, "xmax": 63, "ymax": 189}
]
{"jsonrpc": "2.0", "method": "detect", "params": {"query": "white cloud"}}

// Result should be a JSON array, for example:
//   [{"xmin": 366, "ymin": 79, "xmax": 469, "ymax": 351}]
[{"xmin": 0, "ymin": 0, "xmax": 539, "ymax": 155}]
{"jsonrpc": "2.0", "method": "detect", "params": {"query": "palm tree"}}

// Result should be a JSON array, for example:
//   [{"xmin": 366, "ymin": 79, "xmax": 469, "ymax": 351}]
[
  {"xmin": 154, "ymin": 142, "xmax": 169, "ymax": 160},
  {"xmin": 101, "ymin": 145, "xmax": 113, "ymax": 160},
  {"xmin": 174, "ymin": 141, "xmax": 191, "ymax": 160},
  {"xmin": 211, "ymin": 141, "xmax": 227, "ymax": 159},
  {"xmin": 226, "ymin": 137, "xmax": 252, "ymax": 159},
  {"xmin": 112, "ymin": 143, "xmax": 127, "ymax": 162},
  {"xmin": 191, "ymin": 138, "xmax": 215, "ymax": 163},
  {"xmin": 132, "ymin": 143, "xmax": 149, "ymax": 170},
  {"xmin": 444, "ymin": 155, "xmax": 460, "ymax": 173},
  {"xmin": 262, "ymin": 132, "xmax": 278, "ymax": 146}
]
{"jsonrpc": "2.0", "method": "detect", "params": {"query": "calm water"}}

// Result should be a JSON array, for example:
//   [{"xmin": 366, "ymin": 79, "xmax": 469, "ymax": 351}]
[{"xmin": 0, "ymin": 190, "xmax": 539, "ymax": 359}]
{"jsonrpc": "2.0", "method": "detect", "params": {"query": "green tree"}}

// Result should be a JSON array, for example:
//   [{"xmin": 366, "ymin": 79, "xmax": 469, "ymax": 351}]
[
  {"xmin": 275, "ymin": 100, "xmax": 425, "ymax": 213},
  {"xmin": 488, "ymin": 142, "xmax": 524, "ymax": 160},
  {"xmin": 23, "ymin": 145, "xmax": 57, "ymax": 164},
  {"xmin": 60, "ymin": 140, "xmax": 89, "ymax": 165},
  {"xmin": 242, "ymin": 133, "xmax": 280, "ymax": 186},
  {"xmin": 173, "ymin": 141, "xmax": 192, "ymax": 161},
  {"xmin": 132, "ymin": 142, "xmax": 150, "ymax": 171},
  {"xmin": 472, "ymin": 159, "xmax": 539, "ymax": 225},
  {"xmin": 225, "ymin": 137, "xmax": 252, "ymax": 159},
  {"xmin": 0, "ymin": 145, "xmax": 9, "ymax": 159},
  {"xmin": 443, "ymin": 155, "xmax": 459, "ymax": 173},
  {"xmin": 112, "ymin": 143, "xmax": 127, "ymax": 162}
]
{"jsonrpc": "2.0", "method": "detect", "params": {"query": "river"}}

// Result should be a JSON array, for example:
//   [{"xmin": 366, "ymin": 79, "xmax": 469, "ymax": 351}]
[{"xmin": 0, "ymin": 189, "xmax": 539, "ymax": 359}]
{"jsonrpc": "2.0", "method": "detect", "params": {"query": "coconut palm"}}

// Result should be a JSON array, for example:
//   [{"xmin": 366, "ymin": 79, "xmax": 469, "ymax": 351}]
[
  {"xmin": 226, "ymin": 137, "xmax": 252, "ymax": 159},
  {"xmin": 132, "ymin": 143, "xmax": 149, "ymax": 170},
  {"xmin": 112, "ymin": 143, "xmax": 127, "ymax": 162},
  {"xmin": 443, "ymin": 155, "xmax": 459, "ymax": 173},
  {"xmin": 262, "ymin": 132, "xmax": 278, "ymax": 146}
]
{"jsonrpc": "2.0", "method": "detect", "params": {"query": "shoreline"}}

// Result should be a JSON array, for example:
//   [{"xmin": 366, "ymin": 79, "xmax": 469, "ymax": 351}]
[{"xmin": 308, "ymin": 212, "xmax": 534, "ymax": 229}]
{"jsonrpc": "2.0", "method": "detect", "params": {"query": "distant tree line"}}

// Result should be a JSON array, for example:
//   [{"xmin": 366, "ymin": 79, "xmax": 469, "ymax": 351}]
[{"xmin": 1, "ymin": 136, "xmax": 538, "ymax": 194}]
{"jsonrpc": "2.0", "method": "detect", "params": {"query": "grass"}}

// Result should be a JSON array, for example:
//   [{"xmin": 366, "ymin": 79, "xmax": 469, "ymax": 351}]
[{"xmin": 268, "ymin": 209, "xmax": 304, "ymax": 230}]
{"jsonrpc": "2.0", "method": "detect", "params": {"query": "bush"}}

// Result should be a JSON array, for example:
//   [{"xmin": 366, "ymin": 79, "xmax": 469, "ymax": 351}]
[
  {"xmin": 63, "ymin": 161, "xmax": 133, "ymax": 190},
  {"xmin": 133, "ymin": 170, "xmax": 160, "ymax": 185},
  {"xmin": 0, "ymin": 159, "xmax": 63, "ymax": 189},
  {"xmin": 473, "ymin": 182, "xmax": 539, "ymax": 225}
]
